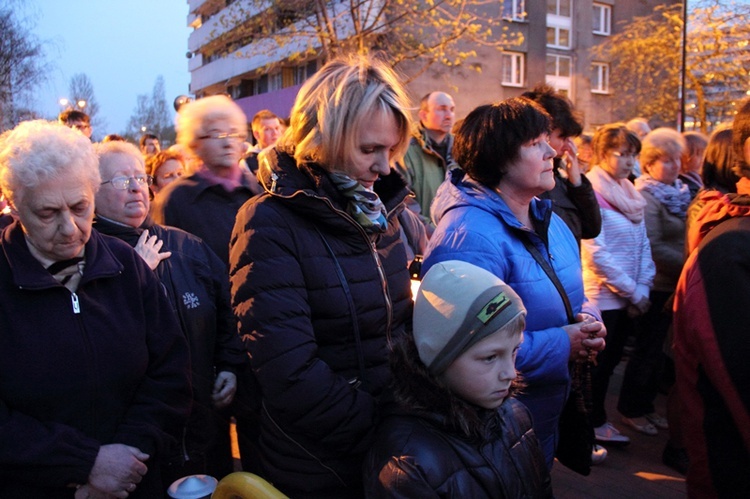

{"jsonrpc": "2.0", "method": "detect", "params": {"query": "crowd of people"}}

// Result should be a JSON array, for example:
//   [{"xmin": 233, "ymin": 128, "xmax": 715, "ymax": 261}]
[{"xmin": 1, "ymin": 53, "xmax": 748, "ymax": 498}]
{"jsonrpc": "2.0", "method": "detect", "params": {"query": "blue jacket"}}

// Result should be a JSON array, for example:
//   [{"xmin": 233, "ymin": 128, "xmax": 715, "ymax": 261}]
[{"xmin": 423, "ymin": 169, "xmax": 584, "ymax": 468}]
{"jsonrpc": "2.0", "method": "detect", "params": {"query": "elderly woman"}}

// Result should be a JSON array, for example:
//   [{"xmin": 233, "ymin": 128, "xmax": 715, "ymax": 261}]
[
  {"xmin": 0, "ymin": 121, "xmax": 190, "ymax": 498},
  {"xmin": 229, "ymin": 56, "xmax": 413, "ymax": 497},
  {"xmin": 422, "ymin": 98, "xmax": 606, "ymax": 470},
  {"xmin": 582, "ymin": 124, "xmax": 655, "ymax": 448},
  {"xmin": 617, "ymin": 127, "xmax": 690, "ymax": 436},
  {"xmin": 92, "ymin": 141, "xmax": 248, "ymax": 484},
  {"xmin": 679, "ymin": 131, "xmax": 708, "ymax": 200},
  {"xmin": 145, "ymin": 150, "xmax": 185, "ymax": 196},
  {"xmin": 151, "ymin": 94, "xmax": 261, "ymax": 267}
]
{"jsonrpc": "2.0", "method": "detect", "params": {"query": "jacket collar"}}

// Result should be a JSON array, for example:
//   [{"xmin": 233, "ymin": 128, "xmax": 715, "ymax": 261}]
[
  {"xmin": 165, "ymin": 169, "xmax": 257, "ymax": 204},
  {"xmin": 2, "ymin": 221, "xmax": 123, "ymax": 290},
  {"xmin": 431, "ymin": 168, "xmax": 553, "ymax": 234},
  {"xmin": 257, "ymin": 148, "xmax": 410, "ymax": 225}
]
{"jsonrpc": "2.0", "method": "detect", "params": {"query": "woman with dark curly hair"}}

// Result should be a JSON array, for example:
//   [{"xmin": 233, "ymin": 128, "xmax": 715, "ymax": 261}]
[{"xmin": 423, "ymin": 97, "xmax": 606, "ymax": 470}]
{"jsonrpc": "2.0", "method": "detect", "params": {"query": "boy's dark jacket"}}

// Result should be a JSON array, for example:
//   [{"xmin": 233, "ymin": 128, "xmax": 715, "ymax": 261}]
[{"xmin": 364, "ymin": 338, "xmax": 552, "ymax": 498}]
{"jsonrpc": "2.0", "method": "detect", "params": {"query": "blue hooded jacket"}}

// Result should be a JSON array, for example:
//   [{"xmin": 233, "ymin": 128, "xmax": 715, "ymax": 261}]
[{"xmin": 423, "ymin": 169, "xmax": 586, "ymax": 468}]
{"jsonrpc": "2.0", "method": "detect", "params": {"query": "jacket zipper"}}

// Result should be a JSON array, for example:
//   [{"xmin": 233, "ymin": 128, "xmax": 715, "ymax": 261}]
[
  {"xmin": 71, "ymin": 292, "xmax": 81, "ymax": 313},
  {"xmin": 267, "ymin": 182, "xmax": 400, "ymax": 346},
  {"xmin": 70, "ymin": 290, "xmax": 100, "ymax": 436},
  {"xmin": 318, "ymin": 196, "xmax": 395, "ymax": 346}
]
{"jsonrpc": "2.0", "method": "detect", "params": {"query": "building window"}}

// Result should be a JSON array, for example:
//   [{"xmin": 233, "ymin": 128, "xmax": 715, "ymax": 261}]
[
  {"xmin": 501, "ymin": 52, "xmax": 525, "ymax": 87},
  {"xmin": 547, "ymin": 27, "xmax": 571, "ymax": 49},
  {"xmin": 547, "ymin": 0, "xmax": 572, "ymax": 50},
  {"xmin": 269, "ymin": 72, "xmax": 283, "ymax": 91},
  {"xmin": 546, "ymin": 54, "xmax": 572, "ymax": 95},
  {"xmin": 503, "ymin": 0, "xmax": 526, "ymax": 21},
  {"xmin": 593, "ymin": 3, "xmax": 611, "ymax": 35},
  {"xmin": 591, "ymin": 62, "xmax": 610, "ymax": 94},
  {"xmin": 547, "ymin": 0, "xmax": 571, "ymax": 17}
]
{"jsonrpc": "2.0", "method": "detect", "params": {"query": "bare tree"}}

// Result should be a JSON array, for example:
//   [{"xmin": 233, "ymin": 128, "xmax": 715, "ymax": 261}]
[
  {"xmin": 0, "ymin": 2, "xmax": 51, "ymax": 131},
  {"xmin": 67, "ymin": 73, "xmax": 106, "ymax": 133},
  {"xmin": 593, "ymin": 0, "xmax": 750, "ymax": 131},
  {"xmin": 125, "ymin": 76, "xmax": 174, "ymax": 142},
  {"xmin": 204, "ymin": 0, "xmax": 521, "ymax": 83}
]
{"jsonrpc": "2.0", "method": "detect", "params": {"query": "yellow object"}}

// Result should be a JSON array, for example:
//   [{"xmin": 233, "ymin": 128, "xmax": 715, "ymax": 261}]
[{"xmin": 212, "ymin": 472, "xmax": 288, "ymax": 499}]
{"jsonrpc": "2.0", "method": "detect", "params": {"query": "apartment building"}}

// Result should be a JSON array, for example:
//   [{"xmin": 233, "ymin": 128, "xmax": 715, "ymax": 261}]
[{"xmin": 186, "ymin": 0, "xmax": 679, "ymax": 130}]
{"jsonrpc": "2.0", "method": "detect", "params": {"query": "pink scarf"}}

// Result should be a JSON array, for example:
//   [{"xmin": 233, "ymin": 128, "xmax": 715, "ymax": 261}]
[{"xmin": 588, "ymin": 166, "xmax": 647, "ymax": 223}]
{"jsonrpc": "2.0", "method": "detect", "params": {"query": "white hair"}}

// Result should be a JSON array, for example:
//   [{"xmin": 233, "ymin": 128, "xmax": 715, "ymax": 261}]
[
  {"xmin": 176, "ymin": 94, "xmax": 247, "ymax": 154},
  {"xmin": 0, "ymin": 120, "xmax": 99, "ymax": 204},
  {"xmin": 94, "ymin": 140, "xmax": 145, "ymax": 176}
]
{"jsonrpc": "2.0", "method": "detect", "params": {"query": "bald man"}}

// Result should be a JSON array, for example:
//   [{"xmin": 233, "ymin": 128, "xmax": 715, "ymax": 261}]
[{"xmin": 397, "ymin": 91, "xmax": 459, "ymax": 232}]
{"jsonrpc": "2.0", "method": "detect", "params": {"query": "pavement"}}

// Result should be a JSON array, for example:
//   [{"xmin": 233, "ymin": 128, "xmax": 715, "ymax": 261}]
[{"xmin": 550, "ymin": 361, "xmax": 686, "ymax": 498}]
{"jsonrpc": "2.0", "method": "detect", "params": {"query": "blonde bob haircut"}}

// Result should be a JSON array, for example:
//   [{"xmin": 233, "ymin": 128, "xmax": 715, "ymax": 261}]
[
  {"xmin": 640, "ymin": 127, "xmax": 687, "ymax": 173},
  {"xmin": 278, "ymin": 55, "xmax": 413, "ymax": 172},
  {"xmin": 0, "ymin": 120, "xmax": 100, "ymax": 206},
  {"xmin": 176, "ymin": 94, "xmax": 248, "ymax": 153}
]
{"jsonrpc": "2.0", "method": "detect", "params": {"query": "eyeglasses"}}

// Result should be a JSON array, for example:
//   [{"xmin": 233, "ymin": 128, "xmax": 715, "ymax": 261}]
[
  {"xmin": 198, "ymin": 132, "xmax": 247, "ymax": 141},
  {"xmin": 101, "ymin": 175, "xmax": 153, "ymax": 190},
  {"xmin": 612, "ymin": 151, "xmax": 637, "ymax": 159}
]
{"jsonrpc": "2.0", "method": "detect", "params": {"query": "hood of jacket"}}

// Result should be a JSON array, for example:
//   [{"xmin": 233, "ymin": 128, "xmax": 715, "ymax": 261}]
[
  {"xmin": 389, "ymin": 334, "xmax": 523, "ymax": 442},
  {"xmin": 430, "ymin": 168, "xmax": 554, "ymax": 236},
  {"xmin": 689, "ymin": 187, "xmax": 750, "ymax": 253}
]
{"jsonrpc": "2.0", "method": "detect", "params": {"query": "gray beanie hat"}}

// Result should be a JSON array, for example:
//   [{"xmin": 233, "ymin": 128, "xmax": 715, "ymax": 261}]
[{"xmin": 414, "ymin": 260, "xmax": 526, "ymax": 375}]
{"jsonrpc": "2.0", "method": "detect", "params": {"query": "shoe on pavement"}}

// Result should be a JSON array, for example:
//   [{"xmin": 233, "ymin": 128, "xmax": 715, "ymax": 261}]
[
  {"xmin": 621, "ymin": 416, "xmax": 658, "ymax": 436},
  {"xmin": 591, "ymin": 444, "xmax": 608, "ymax": 465},
  {"xmin": 645, "ymin": 412, "xmax": 669, "ymax": 430},
  {"xmin": 594, "ymin": 422, "xmax": 631, "ymax": 445},
  {"xmin": 662, "ymin": 443, "xmax": 689, "ymax": 475}
]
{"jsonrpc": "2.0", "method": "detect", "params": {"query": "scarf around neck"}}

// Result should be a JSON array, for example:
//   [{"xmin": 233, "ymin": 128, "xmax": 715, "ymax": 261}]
[
  {"xmin": 588, "ymin": 166, "xmax": 647, "ymax": 223},
  {"xmin": 635, "ymin": 173, "xmax": 690, "ymax": 219},
  {"xmin": 327, "ymin": 171, "xmax": 388, "ymax": 232}
]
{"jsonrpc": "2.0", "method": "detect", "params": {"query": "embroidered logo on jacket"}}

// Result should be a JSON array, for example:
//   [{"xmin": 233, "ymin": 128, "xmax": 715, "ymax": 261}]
[{"xmin": 183, "ymin": 292, "xmax": 200, "ymax": 309}]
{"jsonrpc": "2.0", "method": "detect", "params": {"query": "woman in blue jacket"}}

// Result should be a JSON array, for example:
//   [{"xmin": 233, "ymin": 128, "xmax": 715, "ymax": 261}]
[{"xmin": 422, "ymin": 98, "xmax": 606, "ymax": 469}]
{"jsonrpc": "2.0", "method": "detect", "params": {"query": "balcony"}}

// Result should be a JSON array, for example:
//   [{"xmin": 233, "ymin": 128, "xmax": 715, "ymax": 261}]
[{"xmin": 190, "ymin": 34, "xmax": 314, "ymax": 91}]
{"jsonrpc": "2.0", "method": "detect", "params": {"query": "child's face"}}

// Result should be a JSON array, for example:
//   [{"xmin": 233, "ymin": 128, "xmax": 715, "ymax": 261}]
[{"xmin": 441, "ymin": 330, "xmax": 522, "ymax": 410}]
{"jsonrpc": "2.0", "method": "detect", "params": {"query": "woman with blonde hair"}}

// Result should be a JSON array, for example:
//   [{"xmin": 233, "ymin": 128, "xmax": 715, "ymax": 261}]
[{"xmin": 229, "ymin": 55, "xmax": 414, "ymax": 497}]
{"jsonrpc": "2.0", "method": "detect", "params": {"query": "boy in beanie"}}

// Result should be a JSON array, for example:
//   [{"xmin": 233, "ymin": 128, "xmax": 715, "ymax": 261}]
[{"xmin": 364, "ymin": 260, "xmax": 552, "ymax": 498}]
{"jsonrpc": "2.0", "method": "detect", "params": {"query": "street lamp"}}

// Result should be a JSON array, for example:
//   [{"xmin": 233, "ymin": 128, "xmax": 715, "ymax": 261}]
[{"xmin": 58, "ymin": 98, "xmax": 87, "ymax": 111}]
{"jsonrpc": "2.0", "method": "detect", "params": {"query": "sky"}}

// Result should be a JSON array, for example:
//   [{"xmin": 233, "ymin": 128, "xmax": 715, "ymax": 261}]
[{"xmin": 27, "ymin": 0, "xmax": 191, "ymax": 136}]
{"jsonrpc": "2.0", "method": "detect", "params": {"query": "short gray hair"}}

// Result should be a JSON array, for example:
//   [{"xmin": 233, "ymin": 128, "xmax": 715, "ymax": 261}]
[
  {"xmin": 94, "ymin": 140, "xmax": 145, "ymax": 176},
  {"xmin": 176, "ymin": 94, "xmax": 247, "ymax": 154},
  {"xmin": 0, "ymin": 120, "xmax": 99, "ymax": 205}
]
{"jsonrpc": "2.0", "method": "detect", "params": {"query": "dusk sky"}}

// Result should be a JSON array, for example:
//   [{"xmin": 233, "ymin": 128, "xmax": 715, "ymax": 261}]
[{"xmin": 29, "ymin": 0, "xmax": 191, "ymax": 136}]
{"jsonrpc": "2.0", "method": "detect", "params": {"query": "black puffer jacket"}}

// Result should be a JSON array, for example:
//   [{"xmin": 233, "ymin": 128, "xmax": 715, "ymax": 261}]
[
  {"xmin": 364, "ymin": 337, "xmax": 552, "ymax": 498},
  {"xmin": 229, "ymin": 150, "xmax": 412, "ymax": 498},
  {"xmin": 94, "ymin": 216, "xmax": 248, "ymax": 464}
]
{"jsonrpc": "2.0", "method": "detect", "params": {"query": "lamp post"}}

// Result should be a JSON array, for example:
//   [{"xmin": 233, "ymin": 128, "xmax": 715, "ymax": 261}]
[{"xmin": 679, "ymin": 0, "xmax": 688, "ymax": 132}]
